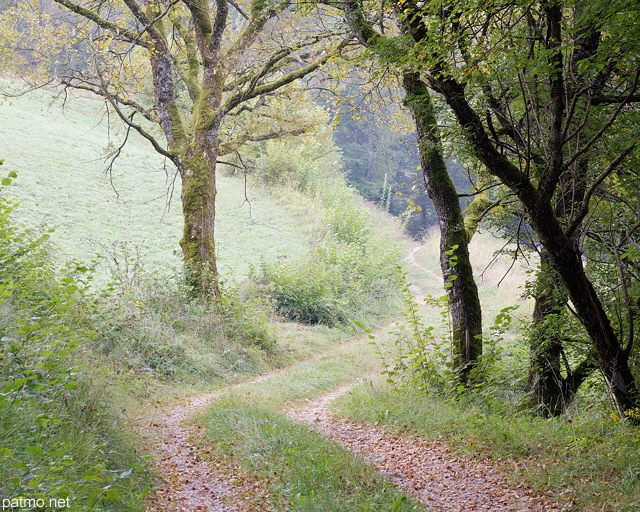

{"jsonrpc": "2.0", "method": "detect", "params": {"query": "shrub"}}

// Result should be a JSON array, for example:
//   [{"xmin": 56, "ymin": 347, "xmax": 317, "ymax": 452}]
[
  {"xmin": 0, "ymin": 169, "xmax": 150, "ymax": 511},
  {"xmin": 92, "ymin": 267, "xmax": 278, "ymax": 383},
  {"xmin": 261, "ymin": 259, "xmax": 350, "ymax": 326},
  {"xmin": 254, "ymin": 147, "xmax": 401, "ymax": 328}
]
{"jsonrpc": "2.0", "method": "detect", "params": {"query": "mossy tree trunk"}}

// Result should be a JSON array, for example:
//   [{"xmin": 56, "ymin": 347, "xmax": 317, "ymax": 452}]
[
  {"xmin": 53, "ymin": 0, "xmax": 345, "ymax": 298},
  {"xmin": 179, "ymin": 129, "xmax": 222, "ymax": 297},
  {"xmin": 403, "ymin": 73, "xmax": 483, "ymax": 384},
  {"xmin": 526, "ymin": 251, "xmax": 596, "ymax": 415}
]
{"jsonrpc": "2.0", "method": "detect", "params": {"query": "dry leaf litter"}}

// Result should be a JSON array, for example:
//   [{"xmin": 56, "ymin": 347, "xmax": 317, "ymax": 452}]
[{"xmin": 287, "ymin": 384, "xmax": 562, "ymax": 512}]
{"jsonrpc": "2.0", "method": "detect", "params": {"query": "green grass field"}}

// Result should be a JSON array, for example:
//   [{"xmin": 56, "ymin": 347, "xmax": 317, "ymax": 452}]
[{"xmin": 0, "ymin": 85, "xmax": 309, "ymax": 282}]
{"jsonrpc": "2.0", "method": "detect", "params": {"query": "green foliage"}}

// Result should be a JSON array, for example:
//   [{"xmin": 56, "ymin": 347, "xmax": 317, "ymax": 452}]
[
  {"xmin": 380, "ymin": 265, "xmax": 522, "ymax": 405},
  {"xmin": 92, "ymin": 268, "xmax": 277, "ymax": 383},
  {"xmin": 0, "ymin": 172, "xmax": 151, "ymax": 511},
  {"xmin": 253, "ymin": 134, "xmax": 401, "ymax": 328},
  {"xmin": 259, "ymin": 232, "xmax": 399, "ymax": 328},
  {"xmin": 379, "ymin": 273, "xmax": 454, "ymax": 392},
  {"xmin": 260, "ymin": 259, "xmax": 350, "ymax": 326}
]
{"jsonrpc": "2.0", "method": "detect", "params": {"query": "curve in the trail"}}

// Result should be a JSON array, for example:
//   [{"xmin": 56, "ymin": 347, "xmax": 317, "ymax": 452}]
[
  {"xmin": 143, "ymin": 241, "xmax": 558, "ymax": 512},
  {"xmin": 286, "ymin": 383, "xmax": 559, "ymax": 512}
]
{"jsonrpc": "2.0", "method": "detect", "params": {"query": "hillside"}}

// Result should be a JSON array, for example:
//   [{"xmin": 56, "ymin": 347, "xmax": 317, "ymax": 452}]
[{"xmin": 0, "ymin": 85, "xmax": 309, "ymax": 281}]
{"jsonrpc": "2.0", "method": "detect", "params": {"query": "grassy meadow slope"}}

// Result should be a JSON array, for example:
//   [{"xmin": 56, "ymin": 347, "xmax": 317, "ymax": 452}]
[{"xmin": 0, "ymin": 85, "xmax": 309, "ymax": 281}]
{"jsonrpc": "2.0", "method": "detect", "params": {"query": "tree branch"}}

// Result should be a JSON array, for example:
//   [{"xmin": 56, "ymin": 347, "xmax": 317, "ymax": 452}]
[
  {"xmin": 218, "ymin": 39, "xmax": 350, "ymax": 122},
  {"xmin": 52, "ymin": 0, "xmax": 149, "ymax": 48},
  {"xmin": 218, "ymin": 126, "xmax": 312, "ymax": 156},
  {"xmin": 567, "ymin": 143, "xmax": 638, "ymax": 237}
]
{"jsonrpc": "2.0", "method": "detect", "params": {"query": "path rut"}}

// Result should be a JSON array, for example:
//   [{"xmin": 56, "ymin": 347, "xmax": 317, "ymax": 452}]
[
  {"xmin": 287, "ymin": 383, "xmax": 560, "ymax": 512},
  {"xmin": 143, "ymin": 393, "xmax": 243, "ymax": 511}
]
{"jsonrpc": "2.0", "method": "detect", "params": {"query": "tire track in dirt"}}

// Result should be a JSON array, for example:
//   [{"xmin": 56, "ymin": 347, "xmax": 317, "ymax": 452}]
[
  {"xmin": 140, "ymin": 324, "xmax": 394, "ymax": 512},
  {"xmin": 140, "ymin": 241, "xmax": 482, "ymax": 511},
  {"xmin": 284, "ymin": 243, "xmax": 559, "ymax": 511},
  {"xmin": 142, "ymin": 392, "xmax": 243, "ymax": 511},
  {"xmin": 286, "ymin": 383, "xmax": 560, "ymax": 512}
]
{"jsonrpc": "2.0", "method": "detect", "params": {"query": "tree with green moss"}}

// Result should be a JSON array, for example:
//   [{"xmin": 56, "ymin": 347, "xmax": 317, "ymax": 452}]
[
  {"xmin": 322, "ymin": 1, "xmax": 485, "ymax": 383},
  {"xmin": 38, "ymin": 0, "xmax": 346, "ymax": 296},
  {"xmin": 338, "ymin": 0, "xmax": 640, "ymax": 416}
]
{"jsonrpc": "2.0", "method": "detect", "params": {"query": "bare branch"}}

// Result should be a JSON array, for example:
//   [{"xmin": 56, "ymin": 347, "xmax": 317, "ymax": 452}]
[
  {"xmin": 567, "ymin": 143, "xmax": 638, "ymax": 237},
  {"xmin": 219, "ymin": 39, "xmax": 351, "ymax": 121},
  {"xmin": 228, "ymin": 0, "xmax": 249, "ymax": 19},
  {"xmin": 562, "ymin": 69, "xmax": 640, "ymax": 174}
]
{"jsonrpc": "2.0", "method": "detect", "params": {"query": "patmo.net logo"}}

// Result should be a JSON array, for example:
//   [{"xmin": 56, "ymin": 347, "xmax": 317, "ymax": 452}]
[{"xmin": 2, "ymin": 497, "xmax": 70, "ymax": 510}]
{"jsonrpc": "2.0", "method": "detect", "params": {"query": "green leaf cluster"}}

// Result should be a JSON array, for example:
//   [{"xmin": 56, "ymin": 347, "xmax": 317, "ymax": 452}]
[{"xmin": 0, "ymin": 171, "xmax": 150, "ymax": 511}]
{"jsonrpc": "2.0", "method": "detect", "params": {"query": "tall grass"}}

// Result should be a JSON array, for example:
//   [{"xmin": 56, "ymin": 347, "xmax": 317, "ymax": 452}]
[
  {"xmin": 0, "ymin": 172, "xmax": 152, "ymax": 511},
  {"xmin": 92, "ymin": 271, "xmax": 278, "ymax": 387}
]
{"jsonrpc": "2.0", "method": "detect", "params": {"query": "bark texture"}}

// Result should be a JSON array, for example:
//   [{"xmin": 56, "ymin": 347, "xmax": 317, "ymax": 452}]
[{"xmin": 403, "ymin": 73, "xmax": 483, "ymax": 383}]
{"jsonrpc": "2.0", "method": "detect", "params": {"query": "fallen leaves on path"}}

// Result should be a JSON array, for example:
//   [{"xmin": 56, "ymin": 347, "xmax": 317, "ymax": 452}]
[
  {"xmin": 287, "ymin": 384, "xmax": 562, "ymax": 512},
  {"xmin": 142, "ymin": 393, "xmax": 244, "ymax": 511}
]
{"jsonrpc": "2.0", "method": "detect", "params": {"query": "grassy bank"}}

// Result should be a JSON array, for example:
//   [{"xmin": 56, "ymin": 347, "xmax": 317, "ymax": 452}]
[{"xmin": 0, "ymin": 86, "xmax": 310, "ymax": 282}]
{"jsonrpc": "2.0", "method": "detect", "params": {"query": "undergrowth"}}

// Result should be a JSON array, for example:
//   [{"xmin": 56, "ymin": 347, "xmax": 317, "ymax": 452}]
[
  {"xmin": 93, "ymin": 269, "xmax": 278, "ymax": 386},
  {"xmin": 1, "ymin": 169, "xmax": 283, "ymax": 511},
  {"xmin": 0, "ymin": 168, "xmax": 151, "ymax": 511},
  {"xmin": 249, "ymin": 127, "xmax": 401, "ymax": 328}
]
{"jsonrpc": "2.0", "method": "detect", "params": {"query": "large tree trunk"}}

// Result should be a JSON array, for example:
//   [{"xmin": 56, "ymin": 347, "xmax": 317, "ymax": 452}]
[
  {"xmin": 528, "ymin": 204, "xmax": 638, "ymax": 414},
  {"xmin": 179, "ymin": 130, "xmax": 221, "ymax": 298},
  {"xmin": 148, "ymin": 46, "xmax": 223, "ymax": 298},
  {"xmin": 526, "ymin": 250, "xmax": 594, "ymax": 415},
  {"xmin": 528, "ymin": 155, "xmax": 592, "ymax": 415},
  {"xmin": 434, "ymin": 76, "xmax": 638, "ymax": 416},
  {"xmin": 403, "ymin": 73, "xmax": 483, "ymax": 384}
]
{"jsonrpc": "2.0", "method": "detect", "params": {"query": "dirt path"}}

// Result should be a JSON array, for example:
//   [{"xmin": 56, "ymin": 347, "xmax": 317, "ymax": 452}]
[
  {"xmin": 287, "ymin": 383, "xmax": 559, "ymax": 512},
  {"xmin": 143, "ymin": 392, "xmax": 244, "ymax": 511},
  {"xmin": 142, "ymin": 241, "xmax": 558, "ymax": 512},
  {"xmin": 407, "ymin": 245, "xmax": 441, "ymax": 302}
]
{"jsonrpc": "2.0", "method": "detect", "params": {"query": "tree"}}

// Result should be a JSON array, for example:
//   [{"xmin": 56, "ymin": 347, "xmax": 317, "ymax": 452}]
[
  {"xmin": 329, "ymin": 1, "xmax": 485, "ymax": 382},
  {"xmin": 402, "ymin": 72, "xmax": 483, "ymax": 383},
  {"xmin": 350, "ymin": 0, "xmax": 640, "ymax": 415},
  {"xmin": 9, "ymin": 0, "xmax": 347, "ymax": 296},
  {"xmin": 325, "ymin": 83, "xmax": 438, "ymax": 238}
]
